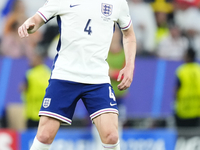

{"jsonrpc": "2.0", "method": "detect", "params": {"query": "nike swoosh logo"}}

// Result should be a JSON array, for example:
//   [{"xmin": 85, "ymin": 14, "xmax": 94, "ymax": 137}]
[
  {"xmin": 70, "ymin": 4, "xmax": 80, "ymax": 8},
  {"xmin": 110, "ymin": 103, "xmax": 117, "ymax": 106}
]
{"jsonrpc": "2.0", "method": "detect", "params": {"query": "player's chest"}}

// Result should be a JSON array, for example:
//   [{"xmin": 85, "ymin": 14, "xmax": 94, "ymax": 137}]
[{"xmin": 63, "ymin": 0, "xmax": 119, "ymax": 22}]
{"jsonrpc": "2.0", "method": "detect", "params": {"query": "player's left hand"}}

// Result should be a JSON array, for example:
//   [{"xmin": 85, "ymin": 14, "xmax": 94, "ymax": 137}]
[{"xmin": 117, "ymin": 65, "xmax": 134, "ymax": 91}]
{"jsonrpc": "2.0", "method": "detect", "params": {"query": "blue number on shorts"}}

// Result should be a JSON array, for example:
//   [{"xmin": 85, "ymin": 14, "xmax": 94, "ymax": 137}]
[{"xmin": 84, "ymin": 19, "xmax": 92, "ymax": 35}]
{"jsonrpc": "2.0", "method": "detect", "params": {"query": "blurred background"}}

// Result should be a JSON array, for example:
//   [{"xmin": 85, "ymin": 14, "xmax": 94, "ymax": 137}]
[{"xmin": 1, "ymin": 0, "xmax": 200, "ymax": 149}]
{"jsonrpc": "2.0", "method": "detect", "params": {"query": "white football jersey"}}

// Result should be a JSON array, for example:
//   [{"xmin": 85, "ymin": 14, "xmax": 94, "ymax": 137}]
[{"xmin": 37, "ymin": 0, "xmax": 132, "ymax": 84}]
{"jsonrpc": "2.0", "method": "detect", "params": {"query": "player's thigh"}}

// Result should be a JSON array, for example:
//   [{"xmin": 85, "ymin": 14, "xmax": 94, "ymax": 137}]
[
  {"xmin": 40, "ymin": 79, "xmax": 82, "ymax": 125},
  {"xmin": 82, "ymin": 83, "xmax": 118, "ymax": 120},
  {"xmin": 36, "ymin": 116, "xmax": 61, "ymax": 144},
  {"xmin": 93, "ymin": 113, "xmax": 118, "ymax": 142}
]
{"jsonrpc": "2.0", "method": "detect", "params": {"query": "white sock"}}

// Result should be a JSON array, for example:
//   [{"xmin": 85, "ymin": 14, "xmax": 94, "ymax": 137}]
[
  {"xmin": 30, "ymin": 137, "xmax": 51, "ymax": 150},
  {"xmin": 102, "ymin": 140, "xmax": 120, "ymax": 150}
]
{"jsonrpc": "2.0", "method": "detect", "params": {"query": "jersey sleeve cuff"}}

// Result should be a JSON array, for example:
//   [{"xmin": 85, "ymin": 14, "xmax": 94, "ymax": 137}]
[
  {"xmin": 120, "ymin": 20, "xmax": 132, "ymax": 30},
  {"xmin": 37, "ymin": 11, "xmax": 48, "ymax": 23}
]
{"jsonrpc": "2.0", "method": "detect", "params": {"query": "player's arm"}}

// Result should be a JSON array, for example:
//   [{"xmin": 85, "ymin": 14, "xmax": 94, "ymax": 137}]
[
  {"xmin": 18, "ymin": 13, "xmax": 44, "ymax": 38},
  {"xmin": 117, "ymin": 24, "xmax": 136, "ymax": 91}
]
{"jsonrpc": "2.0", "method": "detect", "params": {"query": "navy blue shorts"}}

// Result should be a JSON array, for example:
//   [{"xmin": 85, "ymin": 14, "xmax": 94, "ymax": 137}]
[{"xmin": 39, "ymin": 79, "xmax": 118, "ymax": 125}]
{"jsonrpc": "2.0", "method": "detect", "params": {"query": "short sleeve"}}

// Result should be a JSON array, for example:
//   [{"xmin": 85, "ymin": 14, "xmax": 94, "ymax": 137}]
[
  {"xmin": 117, "ymin": 0, "xmax": 132, "ymax": 30},
  {"xmin": 37, "ymin": 0, "xmax": 61, "ymax": 23}
]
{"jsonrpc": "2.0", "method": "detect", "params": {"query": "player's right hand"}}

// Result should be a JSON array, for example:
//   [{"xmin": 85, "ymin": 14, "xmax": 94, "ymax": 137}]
[{"xmin": 18, "ymin": 23, "xmax": 35, "ymax": 38}]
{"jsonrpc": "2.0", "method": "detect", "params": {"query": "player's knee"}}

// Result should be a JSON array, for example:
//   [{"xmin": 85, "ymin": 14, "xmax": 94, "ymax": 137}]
[
  {"xmin": 104, "ymin": 132, "xmax": 119, "ymax": 144},
  {"xmin": 37, "ymin": 133, "xmax": 53, "ymax": 144}
]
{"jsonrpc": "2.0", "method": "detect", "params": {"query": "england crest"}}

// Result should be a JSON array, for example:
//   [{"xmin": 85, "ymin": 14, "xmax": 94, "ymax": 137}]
[
  {"xmin": 43, "ymin": 98, "xmax": 51, "ymax": 108},
  {"xmin": 101, "ymin": 3, "xmax": 113, "ymax": 17}
]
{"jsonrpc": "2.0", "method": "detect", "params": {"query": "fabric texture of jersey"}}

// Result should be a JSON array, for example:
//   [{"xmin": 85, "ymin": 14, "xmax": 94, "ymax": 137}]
[
  {"xmin": 39, "ymin": 79, "xmax": 119, "ymax": 125},
  {"xmin": 37, "ymin": 0, "xmax": 132, "ymax": 84}
]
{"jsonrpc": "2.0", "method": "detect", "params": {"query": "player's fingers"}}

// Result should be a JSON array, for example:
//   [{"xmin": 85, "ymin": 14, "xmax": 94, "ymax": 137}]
[
  {"xmin": 23, "ymin": 24, "xmax": 29, "ymax": 37},
  {"xmin": 18, "ymin": 26, "xmax": 22, "ymax": 37},
  {"xmin": 18, "ymin": 26, "xmax": 25, "ymax": 38},
  {"xmin": 117, "ymin": 71, "xmax": 123, "ymax": 82},
  {"xmin": 29, "ymin": 23, "xmax": 35, "ymax": 29},
  {"xmin": 119, "ymin": 82, "xmax": 130, "ymax": 90},
  {"xmin": 20, "ymin": 24, "xmax": 28, "ymax": 38},
  {"xmin": 19, "ymin": 25, "xmax": 26, "ymax": 38},
  {"xmin": 117, "ymin": 77, "xmax": 127, "ymax": 90},
  {"xmin": 123, "ymin": 79, "xmax": 132, "ymax": 90},
  {"xmin": 118, "ymin": 76, "xmax": 132, "ymax": 91}
]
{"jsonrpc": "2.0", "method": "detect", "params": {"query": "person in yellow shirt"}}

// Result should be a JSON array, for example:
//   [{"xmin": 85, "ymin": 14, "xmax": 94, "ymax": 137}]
[
  {"xmin": 174, "ymin": 48, "xmax": 200, "ymax": 127},
  {"xmin": 20, "ymin": 47, "xmax": 51, "ymax": 128}
]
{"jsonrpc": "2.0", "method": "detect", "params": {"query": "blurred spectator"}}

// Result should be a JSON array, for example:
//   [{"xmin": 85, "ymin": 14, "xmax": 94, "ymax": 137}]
[
  {"xmin": 20, "ymin": 46, "xmax": 51, "ymax": 128},
  {"xmin": 0, "ymin": 0, "xmax": 15, "ymax": 36},
  {"xmin": 174, "ymin": 0, "xmax": 200, "ymax": 60},
  {"xmin": 154, "ymin": 11, "xmax": 170, "ymax": 49},
  {"xmin": 174, "ymin": 48, "xmax": 200, "ymax": 127},
  {"xmin": 151, "ymin": 0, "xmax": 174, "ymax": 55},
  {"xmin": 175, "ymin": 0, "xmax": 200, "ymax": 7},
  {"xmin": 1, "ymin": 0, "xmax": 42, "ymax": 58},
  {"xmin": 128, "ymin": 0, "xmax": 157, "ymax": 55},
  {"xmin": 3, "ymin": 0, "xmax": 27, "ymax": 35},
  {"xmin": 151, "ymin": 0, "xmax": 174, "ymax": 23},
  {"xmin": 0, "ymin": 22, "xmax": 42, "ymax": 58},
  {"xmin": 156, "ymin": 23, "xmax": 189, "ymax": 61},
  {"xmin": 0, "ymin": 21, "xmax": 27, "ymax": 58},
  {"xmin": 151, "ymin": 0, "xmax": 173, "ymax": 14},
  {"xmin": 1, "ymin": 0, "xmax": 26, "ymax": 53}
]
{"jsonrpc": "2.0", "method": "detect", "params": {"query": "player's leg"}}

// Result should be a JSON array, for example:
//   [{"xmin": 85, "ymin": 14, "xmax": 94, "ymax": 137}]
[
  {"xmin": 93, "ymin": 113, "xmax": 120, "ymax": 150},
  {"xmin": 30, "ymin": 79, "xmax": 82, "ymax": 150},
  {"xmin": 82, "ymin": 83, "xmax": 120, "ymax": 149},
  {"xmin": 30, "ymin": 116, "xmax": 61, "ymax": 150}
]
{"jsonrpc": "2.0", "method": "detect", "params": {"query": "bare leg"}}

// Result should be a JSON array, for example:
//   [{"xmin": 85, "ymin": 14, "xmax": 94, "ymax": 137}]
[
  {"xmin": 36, "ymin": 116, "xmax": 61, "ymax": 144},
  {"xmin": 30, "ymin": 116, "xmax": 61, "ymax": 150},
  {"xmin": 93, "ymin": 113, "xmax": 120, "ymax": 150}
]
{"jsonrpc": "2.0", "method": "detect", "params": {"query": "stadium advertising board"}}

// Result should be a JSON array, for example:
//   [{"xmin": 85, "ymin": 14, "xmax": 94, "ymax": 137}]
[
  {"xmin": 121, "ymin": 129, "xmax": 177, "ymax": 150},
  {"xmin": 0, "ymin": 129, "xmax": 19, "ymax": 150},
  {"xmin": 175, "ymin": 128, "xmax": 200, "ymax": 150},
  {"xmin": 20, "ymin": 128, "xmax": 176, "ymax": 150}
]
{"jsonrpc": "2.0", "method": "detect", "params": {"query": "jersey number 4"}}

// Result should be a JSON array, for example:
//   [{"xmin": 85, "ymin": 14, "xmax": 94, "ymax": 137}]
[
  {"xmin": 84, "ymin": 19, "xmax": 92, "ymax": 35},
  {"xmin": 109, "ymin": 86, "xmax": 116, "ymax": 101}
]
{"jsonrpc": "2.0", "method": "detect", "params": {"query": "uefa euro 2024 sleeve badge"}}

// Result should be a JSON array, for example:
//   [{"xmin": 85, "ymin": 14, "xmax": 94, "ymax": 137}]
[
  {"xmin": 101, "ymin": 3, "xmax": 113, "ymax": 17},
  {"xmin": 43, "ymin": 98, "xmax": 51, "ymax": 108}
]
